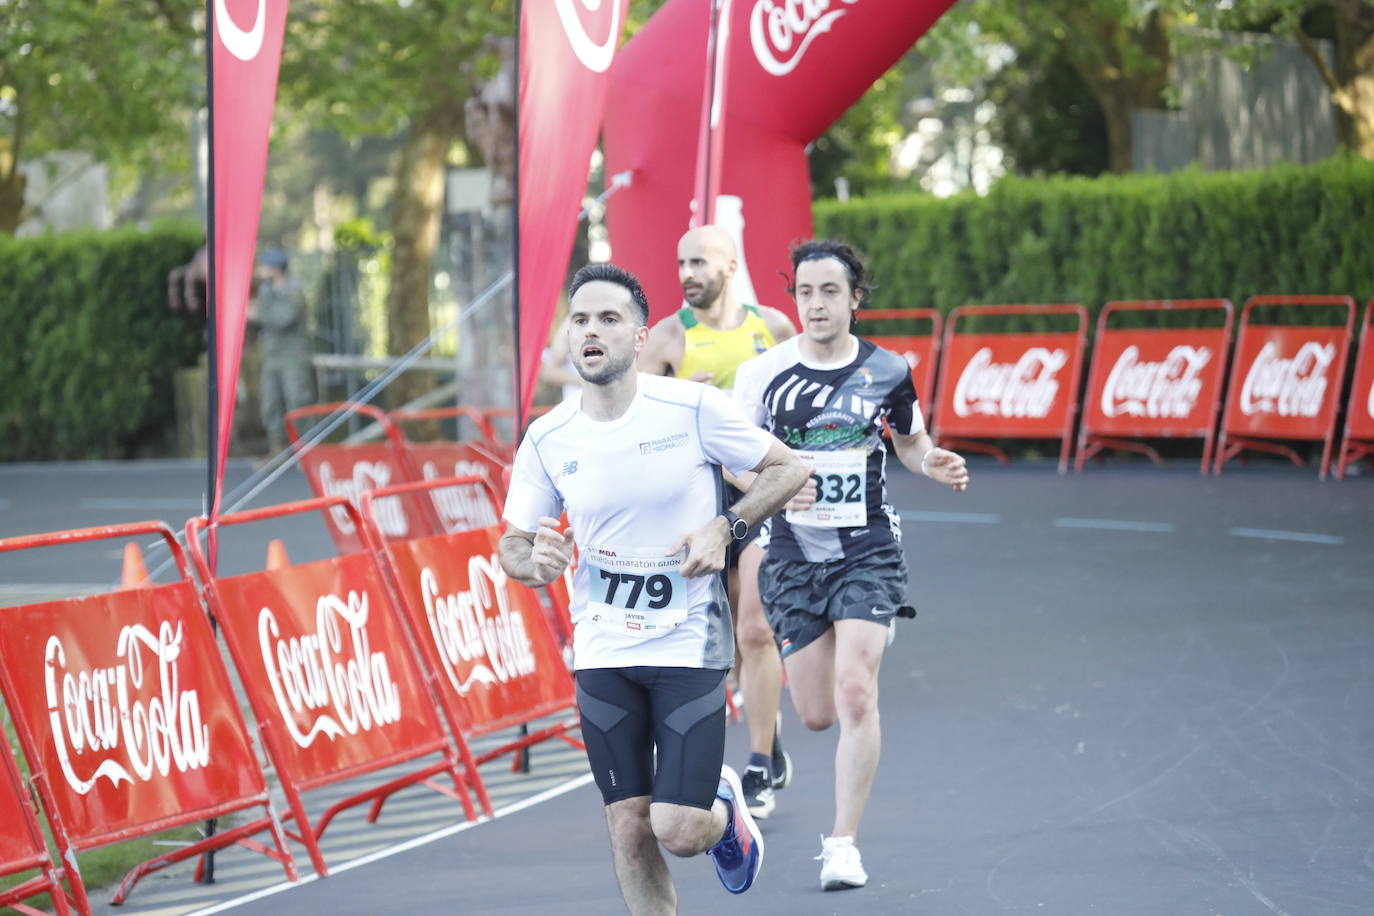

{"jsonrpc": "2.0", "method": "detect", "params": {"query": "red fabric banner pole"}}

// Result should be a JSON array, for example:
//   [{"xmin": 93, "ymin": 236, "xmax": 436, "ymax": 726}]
[
  {"xmin": 516, "ymin": 1, "xmax": 629, "ymax": 426},
  {"xmin": 209, "ymin": 0, "xmax": 291, "ymax": 523}
]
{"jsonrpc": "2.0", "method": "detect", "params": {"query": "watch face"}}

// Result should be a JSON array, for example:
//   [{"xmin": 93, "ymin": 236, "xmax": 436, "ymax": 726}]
[{"xmin": 731, "ymin": 518, "xmax": 748, "ymax": 540}]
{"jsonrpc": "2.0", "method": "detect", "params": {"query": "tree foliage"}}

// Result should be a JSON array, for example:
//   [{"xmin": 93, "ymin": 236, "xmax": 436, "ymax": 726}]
[{"xmin": 0, "ymin": 0, "xmax": 200, "ymax": 233}]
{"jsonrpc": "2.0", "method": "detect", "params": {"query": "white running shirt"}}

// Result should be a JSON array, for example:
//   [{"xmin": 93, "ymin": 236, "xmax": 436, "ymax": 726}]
[{"xmin": 503, "ymin": 374, "xmax": 773, "ymax": 670}]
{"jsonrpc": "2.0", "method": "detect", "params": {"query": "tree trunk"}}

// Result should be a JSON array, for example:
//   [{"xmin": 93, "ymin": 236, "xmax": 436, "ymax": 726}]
[
  {"xmin": 0, "ymin": 170, "xmax": 24, "ymax": 235},
  {"xmin": 1334, "ymin": 2, "xmax": 1374, "ymax": 158},
  {"xmin": 1065, "ymin": 8, "xmax": 1172, "ymax": 174},
  {"xmin": 385, "ymin": 105, "xmax": 459, "ymax": 409}
]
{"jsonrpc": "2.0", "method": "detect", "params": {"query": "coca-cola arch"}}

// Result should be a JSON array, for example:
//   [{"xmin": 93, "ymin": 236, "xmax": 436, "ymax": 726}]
[
  {"xmin": 1335, "ymin": 299, "xmax": 1374, "ymax": 479},
  {"xmin": 603, "ymin": 0, "xmax": 957, "ymax": 322}
]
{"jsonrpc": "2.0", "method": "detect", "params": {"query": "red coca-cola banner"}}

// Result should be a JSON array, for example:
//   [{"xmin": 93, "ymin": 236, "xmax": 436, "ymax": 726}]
[
  {"xmin": 187, "ymin": 500, "xmax": 480, "ymax": 876},
  {"xmin": 518, "ymin": 0, "xmax": 630, "ymax": 422},
  {"xmin": 605, "ymin": 0, "xmax": 958, "ymax": 323},
  {"xmin": 1337, "ymin": 301, "xmax": 1374, "ymax": 479},
  {"xmin": 1077, "ymin": 300, "xmax": 1234, "ymax": 473},
  {"xmin": 1216, "ymin": 296, "xmax": 1355, "ymax": 478},
  {"xmin": 361, "ymin": 484, "xmax": 578, "ymax": 773},
  {"xmin": 390, "ymin": 407, "xmax": 510, "ymax": 533},
  {"xmin": 287, "ymin": 403, "xmax": 440, "ymax": 551},
  {"xmin": 0, "ymin": 736, "xmax": 65, "ymax": 914},
  {"xmin": 857, "ymin": 308, "xmax": 942, "ymax": 411},
  {"xmin": 210, "ymin": 0, "xmax": 290, "ymax": 517},
  {"xmin": 932, "ymin": 305, "xmax": 1088, "ymax": 473},
  {"xmin": 0, "ymin": 522, "xmax": 296, "ymax": 911}
]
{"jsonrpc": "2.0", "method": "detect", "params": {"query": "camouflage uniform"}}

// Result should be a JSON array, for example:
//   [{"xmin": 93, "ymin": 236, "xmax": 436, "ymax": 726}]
[{"xmin": 252, "ymin": 278, "xmax": 314, "ymax": 452}]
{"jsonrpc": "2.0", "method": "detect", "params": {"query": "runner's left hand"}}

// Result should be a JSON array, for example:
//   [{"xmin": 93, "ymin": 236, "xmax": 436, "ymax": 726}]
[
  {"xmin": 924, "ymin": 448, "xmax": 970, "ymax": 492},
  {"xmin": 670, "ymin": 520, "xmax": 730, "ymax": 577}
]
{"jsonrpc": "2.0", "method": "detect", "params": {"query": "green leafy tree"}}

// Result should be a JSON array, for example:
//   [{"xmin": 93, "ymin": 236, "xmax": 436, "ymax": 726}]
[
  {"xmin": 0, "ymin": 0, "xmax": 200, "ymax": 233},
  {"xmin": 280, "ymin": 0, "xmax": 512, "ymax": 406},
  {"xmin": 929, "ymin": 1, "xmax": 1176, "ymax": 174},
  {"xmin": 1186, "ymin": 1, "xmax": 1374, "ymax": 158}
]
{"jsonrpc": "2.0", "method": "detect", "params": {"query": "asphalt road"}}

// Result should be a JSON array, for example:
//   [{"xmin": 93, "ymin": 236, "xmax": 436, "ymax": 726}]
[{"xmin": 2, "ymin": 457, "xmax": 1371, "ymax": 914}]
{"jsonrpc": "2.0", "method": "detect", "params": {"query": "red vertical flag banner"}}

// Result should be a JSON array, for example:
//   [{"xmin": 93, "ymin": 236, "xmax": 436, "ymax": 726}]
[
  {"xmin": 210, "ymin": 0, "xmax": 290, "ymax": 514},
  {"xmin": 517, "ymin": 0, "xmax": 629, "ymax": 423},
  {"xmin": 604, "ymin": 0, "xmax": 958, "ymax": 324}
]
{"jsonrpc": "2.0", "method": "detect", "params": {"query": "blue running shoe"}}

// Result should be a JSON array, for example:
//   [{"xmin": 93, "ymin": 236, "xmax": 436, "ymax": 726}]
[{"xmin": 707, "ymin": 764, "xmax": 765, "ymax": 894}]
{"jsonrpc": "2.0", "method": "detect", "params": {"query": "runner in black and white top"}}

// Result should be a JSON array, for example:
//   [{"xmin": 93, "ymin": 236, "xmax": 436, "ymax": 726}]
[
  {"xmin": 499, "ymin": 263, "xmax": 807, "ymax": 910},
  {"xmin": 733, "ymin": 240, "xmax": 970, "ymax": 893}
]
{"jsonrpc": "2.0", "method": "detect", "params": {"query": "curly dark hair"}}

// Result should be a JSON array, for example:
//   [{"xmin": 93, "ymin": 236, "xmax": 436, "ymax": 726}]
[{"xmin": 786, "ymin": 240, "xmax": 873, "ymax": 328}]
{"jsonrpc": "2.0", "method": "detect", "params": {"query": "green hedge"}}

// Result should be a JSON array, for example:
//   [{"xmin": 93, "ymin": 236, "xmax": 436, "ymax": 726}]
[
  {"xmin": 814, "ymin": 156, "xmax": 1374, "ymax": 330},
  {"xmin": 0, "ymin": 224, "xmax": 205, "ymax": 461}
]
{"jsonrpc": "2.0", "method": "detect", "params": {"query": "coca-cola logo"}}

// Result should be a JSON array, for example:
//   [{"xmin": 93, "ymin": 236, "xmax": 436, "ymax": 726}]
[
  {"xmin": 1239, "ymin": 341, "xmax": 1335, "ymax": 418},
  {"xmin": 44, "ymin": 622, "xmax": 211, "ymax": 795},
  {"xmin": 317, "ymin": 460, "xmax": 407, "ymax": 536},
  {"xmin": 750, "ymin": 0, "xmax": 858, "ymax": 76},
  {"xmin": 258, "ymin": 591, "xmax": 402, "ymax": 748},
  {"xmin": 953, "ymin": 347, "xmax": 1066, "ymax": 419},
  {"xmin": 422, "ymin": 460, "xmax": 499, "ymax": 533},
  {"xmin": 554, "ymin": 0, "xmax": 624, "ymax": 73},
  {"xmin": 1101, "ymin": 345, "xmax": 1211, "ymax": 419},
  {"xmin": 215, "ymin": 0, "xmax": 265, "ymax": 62},
  {"xmin": 419, "ymin": 556, "xmax": 537, "ymax": 696}
]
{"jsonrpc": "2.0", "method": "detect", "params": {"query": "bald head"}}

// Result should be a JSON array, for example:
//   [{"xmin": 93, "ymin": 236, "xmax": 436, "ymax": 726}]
[{"xmin": 677, "ymin": 225, "xmax": 738, "ymax": 309}]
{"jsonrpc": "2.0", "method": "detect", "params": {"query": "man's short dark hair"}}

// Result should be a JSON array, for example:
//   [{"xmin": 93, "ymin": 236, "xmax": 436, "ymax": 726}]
[{"xmin": 568, "ymin": 263, "xmax": 650, "ymax": 326}]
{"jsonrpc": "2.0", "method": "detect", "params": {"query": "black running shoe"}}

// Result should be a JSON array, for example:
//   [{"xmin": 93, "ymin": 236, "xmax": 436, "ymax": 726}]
[
  {"xmin": 770, "ymin": 712, "xmax": 793, "ymax": 790},
  {"xmin": 740, "ymin": 765, "xmax": 775, "ymax": 818}
]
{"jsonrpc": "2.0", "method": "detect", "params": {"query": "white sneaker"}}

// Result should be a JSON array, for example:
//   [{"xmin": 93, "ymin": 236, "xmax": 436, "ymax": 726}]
[{"xmin": 816, "ymin": 834, "xmax": 868, "ymax": 890}]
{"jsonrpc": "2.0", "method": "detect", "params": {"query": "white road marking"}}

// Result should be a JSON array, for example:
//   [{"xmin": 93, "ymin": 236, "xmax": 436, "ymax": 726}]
[
  {"xmin": 899, "ymin": 510, "xmax": 1002, "ymax": 524},
  {"xmin": 79, "ymin": 497, "xmax": 204, "ymax": 510},
  {"xmin": 1229, "ymin": 527, "xmax": 1345, "ymax": 545},
  {"xmin": 181, "ymin": 773, "xmax": 596, "ymax": 915},
  {"xmin": 1054, "ymin": 518, "xmax": 1176, "ymax": 533}
]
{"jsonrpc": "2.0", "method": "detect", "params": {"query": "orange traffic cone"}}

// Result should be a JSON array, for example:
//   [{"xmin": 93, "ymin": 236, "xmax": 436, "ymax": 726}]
[
  {"xmin": 266, "ymin": 538, "xmax": 290, "ymax": 571},
  {"xmin": 120, "ymin": 542, "xmax": 150, "ymax": 589}
]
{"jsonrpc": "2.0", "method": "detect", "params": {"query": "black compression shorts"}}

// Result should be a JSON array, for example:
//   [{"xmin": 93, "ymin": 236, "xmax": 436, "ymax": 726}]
[{"xmin": 575, "ymin": 666, "xmax": 727, "ymax": 809}]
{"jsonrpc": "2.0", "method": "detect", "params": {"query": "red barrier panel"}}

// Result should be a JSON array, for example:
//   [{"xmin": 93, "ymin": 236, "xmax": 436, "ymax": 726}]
[
  {"xmin": 0, "ymin": 523, "xmax": 296, "ymax": 913},
  {"xmin": 1337, "ymin": 301, "xmax": 1374, "ymax": 479},
  {"xmin": 361, "ymin": 477, "xmax": 581, "ymax": 787},
  {"xmin": 391, "ymin": 408, "xmax": 512, "ymax": 534},
  {"xmin": 1215, "ymin": 296, "xmax": 1355, "ymax": 478},
  {"xmin": 932, "ymin": 305, "xmax": 1089, "ymax": 473},
  {"xmin": 286, "ymin": 403, "xmax": 441, "ymax": 552},
  {"xmin": 0, "ymin": 735, "xmax": 70, "ymax": 915},
  {"xmin": 856, "ymin": 308, "xmax": 942, "ymax": 413},
  {"xmin": 1076, "ymin": 300, "xmax": 1234, "ymax": 473},
  {"xmin": 186, "ymin": 499, "xmax": 482, "ymax": 877}
]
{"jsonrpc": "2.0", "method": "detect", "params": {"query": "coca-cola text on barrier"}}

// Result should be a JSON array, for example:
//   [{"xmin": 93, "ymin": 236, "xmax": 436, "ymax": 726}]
[
  {"xmin": 0, "ymin": 522, "xmax": 296, "ymax": 912},
  {"xmin": 0, "ymin": 732, "xmax": 70, "ymax": 915},
  {"xmin": 1336, "ymin": 300, "xmax": 1374, "ymax": 479},
  {"xmin": 931, "ymin": 304, "xmax": 1089, "ymax": 473},
  {"xmin": 1215, "ymin": 296, "xmax": 1356, "ymax": 479},
  {"xmin": 286, "ymin": 403, "xmax": 443, "ymax": 553},
  {"xmin": 361, "ymin": 477, "xmax": 582, "ymax": 792},
  {"xmin": 1076, "ymin": 300, "xmax": 1234, "ymax": 473},
  {"xmin": 186, "ymin": 499, "xmax": 482, "ymax": 878},
  {"xmin": 856, "ymin": 308, "xmax": 943, "ymax": 418},
  {"xmin": 390, "ymin": 407, "xmax": 513, "ymax": 534}
]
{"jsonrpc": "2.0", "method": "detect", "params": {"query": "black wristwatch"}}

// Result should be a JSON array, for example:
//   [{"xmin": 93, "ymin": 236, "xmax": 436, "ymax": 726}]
[{"xmin": 720, "ymin": 509, "xmax": 749, "ymax": 541}]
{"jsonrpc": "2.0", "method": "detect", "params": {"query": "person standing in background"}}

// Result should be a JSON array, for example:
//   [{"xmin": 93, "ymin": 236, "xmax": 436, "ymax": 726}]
[{"xmin": 249, "ymin": 248, "xmax": 314, "ymax": 455}]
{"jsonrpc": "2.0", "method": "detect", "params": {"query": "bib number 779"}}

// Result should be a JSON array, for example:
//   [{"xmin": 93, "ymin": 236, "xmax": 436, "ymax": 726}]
[{"xmin": 598, "ymin": 570, "xmax": 674, "ymax": 610}]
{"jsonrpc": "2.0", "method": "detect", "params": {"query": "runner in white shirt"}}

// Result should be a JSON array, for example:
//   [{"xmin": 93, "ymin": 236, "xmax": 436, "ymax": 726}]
[
  {"xmin": 500, "ymin": 263, "xmax": 807, "ymax": 911},
  {"xmin": 734, "ymin": 240, "xmax": 969, "ymax": 892}
]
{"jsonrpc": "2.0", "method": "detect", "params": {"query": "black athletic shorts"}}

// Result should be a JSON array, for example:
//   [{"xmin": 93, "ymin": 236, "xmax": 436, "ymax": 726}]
[
  {"xmin": 759, "ymin": 540, "xmax": 908, "ymax": 658},
  {"xmin": 575, "ymin": 666, "xmax": 727, "ymax": 809}
]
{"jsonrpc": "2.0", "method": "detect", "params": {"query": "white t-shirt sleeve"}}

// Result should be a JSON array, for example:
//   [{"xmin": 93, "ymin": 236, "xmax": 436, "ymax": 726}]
[
  {"xmin": 698, "ymin": 384, "xmax": 773, "ymax": 476},
  {"xmin": 502, "ymin": 438, "xmax": 563, "ymax": 532},
  {"xmin": 732, "ymin": 355, "xmax": 769, "ymax": 428}
]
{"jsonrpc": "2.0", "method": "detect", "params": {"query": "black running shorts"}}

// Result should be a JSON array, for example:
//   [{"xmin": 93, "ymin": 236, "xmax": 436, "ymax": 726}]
[
  {"xmin": 759, "ymin": 540, "xmax": 908, "ymax": 658},
  {"xmin": 575, "ymin": 666, "xmax": 727, "ymax": 810}
]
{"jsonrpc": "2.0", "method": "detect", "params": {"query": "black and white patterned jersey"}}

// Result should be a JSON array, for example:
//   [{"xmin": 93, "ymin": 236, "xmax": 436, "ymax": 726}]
[{"xmin": 734, "ymin": 335, "xmax": 924, "ymax": 562}]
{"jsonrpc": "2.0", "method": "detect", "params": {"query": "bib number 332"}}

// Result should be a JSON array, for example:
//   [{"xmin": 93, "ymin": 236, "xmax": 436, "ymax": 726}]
[
  {"xmin": 583, "ymin": 546, "xmax": 689, "ymax": 638},
  {"xmin": 786, "ymin": 449, "xmax": 867, "ymax": 527}
]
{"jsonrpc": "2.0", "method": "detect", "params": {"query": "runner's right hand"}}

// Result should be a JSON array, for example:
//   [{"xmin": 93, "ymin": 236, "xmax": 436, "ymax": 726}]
[{"xmin": 531, "ymin": 516, "xmax": 575, "ymax": 582}]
